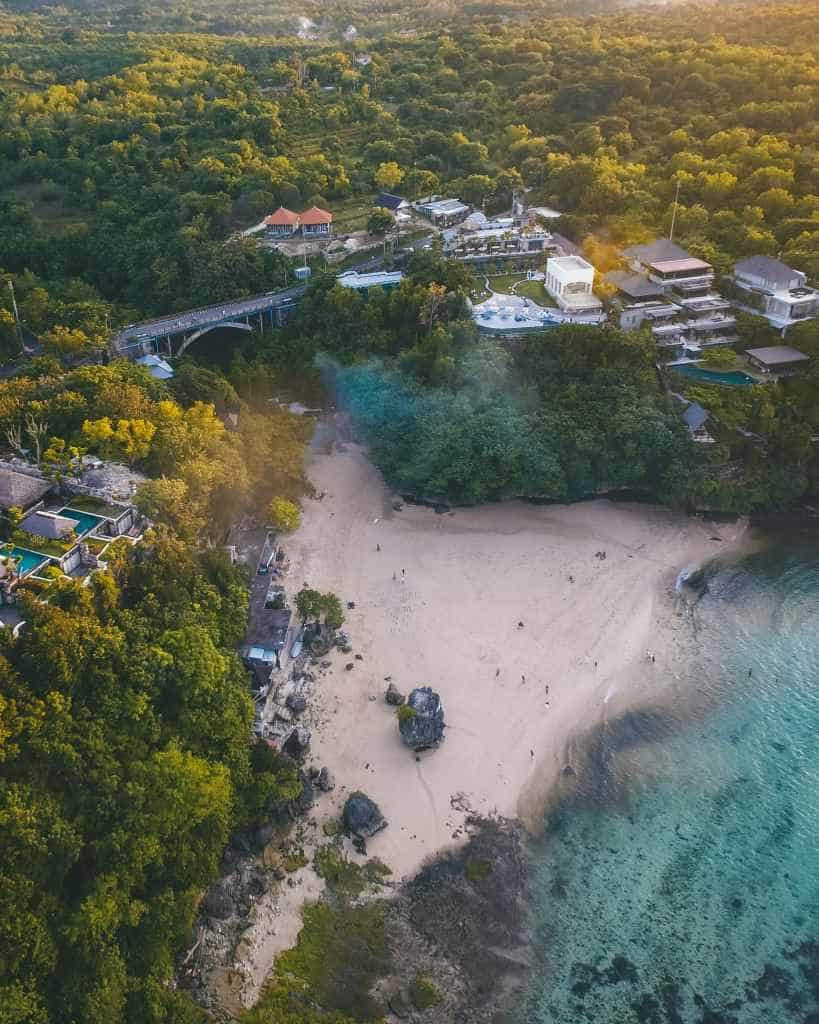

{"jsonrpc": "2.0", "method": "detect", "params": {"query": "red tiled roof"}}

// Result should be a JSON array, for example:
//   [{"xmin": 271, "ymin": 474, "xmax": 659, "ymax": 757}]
[
  {"xmin": 299, "ymin": 206, "xmax": 333, "ymax": 225},
  {"xmin": 265, "ymin": 206, "xmax": 300, "ymax": 226}
]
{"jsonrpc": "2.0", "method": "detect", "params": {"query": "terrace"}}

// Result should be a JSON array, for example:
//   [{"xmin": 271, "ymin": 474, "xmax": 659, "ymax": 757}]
[{"xmin": 472, "ymin": 289, "xmax": 606, "ymax": 334}]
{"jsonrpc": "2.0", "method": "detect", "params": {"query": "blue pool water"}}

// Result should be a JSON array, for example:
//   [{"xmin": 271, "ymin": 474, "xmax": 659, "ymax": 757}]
[
  {"xmin": 59, "ymin": 507, "xmax": 105, "ymax": 536},
  {"xmin": 517, "ymin": 538, "xmax": 819, "ymax": 1023},
  {"xmin": 6, "ymin": 546, "xmax": 48, "ymax": 576},
  {"xmin": 671, "ymin": 364, "xmax": 757, "ymax": 386}
]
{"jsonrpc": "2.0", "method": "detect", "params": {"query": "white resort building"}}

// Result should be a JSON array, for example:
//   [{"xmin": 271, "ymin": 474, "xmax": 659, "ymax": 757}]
[
  {"xmin": 544, "ymin": 256, "xmax": 602, "ymax": 314},
  {"xmin": 731, "ymin": 257, "xmax": 818, "ymax": 332}
]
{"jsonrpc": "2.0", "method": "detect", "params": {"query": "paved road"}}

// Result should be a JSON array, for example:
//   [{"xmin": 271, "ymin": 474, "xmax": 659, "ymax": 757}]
[{"xmin": 115, "ymin": 284, "xmax": 306, "ymax": 349}]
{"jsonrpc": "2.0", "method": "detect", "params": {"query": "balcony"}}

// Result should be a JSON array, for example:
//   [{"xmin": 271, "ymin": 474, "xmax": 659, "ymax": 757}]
[
  {"xmin": 679, "ymin": 295, "xmax": 732, "ymax": 317},
  {"xmin": 686, "ymin": 315, "xmax": 736, "ymax": 334}
]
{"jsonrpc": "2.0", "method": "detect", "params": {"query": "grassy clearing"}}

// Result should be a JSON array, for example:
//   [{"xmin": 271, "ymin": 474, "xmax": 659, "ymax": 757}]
[
  {"xmin": 487, "ymin": 272, "xmax": 527, "ymax": 293},
  {"xmin": 0, "ymin": 77, "xmax": 44, "ymax": 93},
  {"xmin": 486, "ymin": 272, "xmax": 555, "ymax": 306},
  {"xmin": 515, "ymin": 278, "xmax": 556, "ymax": 306},
  {"xmin": 64, "ymin": 495, "xmax": 125, "ymax": 517},
  {"xmin": 331, "ymin": 196, "xmax": 374, "ymax": 234},
  {"xmin": 6, "ymin": 182, "xmax": 86, "ymax": 234},
  {"xmin": 286, "ymin": 125, "xmax": 365, "ymax": 160},
  {"xmin": 10, "ymin": 530, "xmax": 74, "ymax": 558}
]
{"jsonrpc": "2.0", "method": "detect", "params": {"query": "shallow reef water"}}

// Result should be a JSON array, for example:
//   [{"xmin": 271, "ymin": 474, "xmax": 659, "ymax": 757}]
[{"xmin": 516, "ymin": 537, "xmax": 819, "ymax": 1024}]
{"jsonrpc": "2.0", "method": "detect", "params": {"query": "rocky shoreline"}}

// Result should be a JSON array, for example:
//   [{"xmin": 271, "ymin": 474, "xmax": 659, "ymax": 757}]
[
  {"xmin": 378, "ymin": 816, "xmax": 533, "ymax": 1024},
  {"xmin": 182, "ymin": 806, "xmax": 533, "ymax": 1024},
  {"xmin": 177, "ymin": 770, "xmax": 317, "ymax": 1018}
]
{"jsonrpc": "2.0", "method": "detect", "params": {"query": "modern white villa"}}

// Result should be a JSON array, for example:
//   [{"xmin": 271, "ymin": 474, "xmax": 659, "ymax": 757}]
[
  {"xmin": 544, "ymin": 256, "xmax": 603, "ymax": 314},
  {"xmin": 731, "ymin": 256, "xmax": 818, "ymax": 332}
]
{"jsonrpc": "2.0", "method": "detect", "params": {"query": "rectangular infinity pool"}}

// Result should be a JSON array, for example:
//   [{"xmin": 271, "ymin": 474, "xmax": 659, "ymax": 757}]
[
  {"xmin": 59, "ymin": 507, "xmax": 106, "ymax": 536},
  {"xmin": 6, "ymin": 547, "xmax": 48, "ymax": 576},
  {"xmin": 671, "ymin": 364, "xmax": 757, "ymax": 386}
]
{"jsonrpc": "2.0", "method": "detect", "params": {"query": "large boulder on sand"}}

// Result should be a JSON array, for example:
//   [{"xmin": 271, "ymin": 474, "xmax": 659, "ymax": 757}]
[
  {"xmin": 398, "ymin": 686, "xmax": 445, "ymax": 751},
  {"xmin": 343, "ymin": 791, "xmax": 387, "ymax": 839}
]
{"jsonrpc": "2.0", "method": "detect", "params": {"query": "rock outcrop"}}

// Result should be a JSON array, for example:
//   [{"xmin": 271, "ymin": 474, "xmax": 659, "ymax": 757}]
[
  {"xmin": 316, "ymin": 767, "xmax": 335, "ymax": 792},
  {"xmin": 343, "ymin": 791, "xmax": 387, "ymax": 839},
  {"xmin": 283, "ymin": 725, "xmax": 311, "ymax": 761},
  {"xmin": 398, "ymin": 686, "xmax": 445, "ymax": 751},
  {"xmin": 285, "ymin": 692, "xmax": 307, "ymax": 715},
  {"xmin": 385, "ymin": 682, "xmax": 406, "ymax": 706}
]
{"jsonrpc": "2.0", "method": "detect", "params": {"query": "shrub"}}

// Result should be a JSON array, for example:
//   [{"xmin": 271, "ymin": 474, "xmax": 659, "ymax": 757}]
[
  {"xmin": 409, "ymin": 976, "xmax": 442, "ymax": 1010},
  {"xmin": 314, "ymin": 844, "xmax": 390, "ymax": 897},
  {"xmin": 397, "ymin": 704, "xmax": 416, "ymax": 723},
  {"xmin": 283, "ymin": 848, "xmax": 309, "ymax": 873},
  {"xmin": 268, "ymin": 496, "xmax": 300, "ymax": 532},
  {"xmin": 464, "ymin": 858, "xmax": 492, "ymax": 883}
]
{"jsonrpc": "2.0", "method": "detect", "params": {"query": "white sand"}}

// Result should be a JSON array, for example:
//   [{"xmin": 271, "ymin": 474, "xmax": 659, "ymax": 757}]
[{"xmin": 238, "ymin": 443, "xmax": 748, "ymax": 1005}]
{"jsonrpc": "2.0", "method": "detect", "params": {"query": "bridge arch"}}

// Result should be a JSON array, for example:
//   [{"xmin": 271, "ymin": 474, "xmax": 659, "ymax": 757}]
[{"xmin": 174, "ymin": 320, "xmax": 252, "ymax": 358}]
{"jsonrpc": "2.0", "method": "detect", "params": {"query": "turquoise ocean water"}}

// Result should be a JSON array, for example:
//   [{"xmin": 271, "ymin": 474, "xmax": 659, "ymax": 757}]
[{"xmin": 517, "ymin": 537, "xmax": 819, "ymax": 1024}]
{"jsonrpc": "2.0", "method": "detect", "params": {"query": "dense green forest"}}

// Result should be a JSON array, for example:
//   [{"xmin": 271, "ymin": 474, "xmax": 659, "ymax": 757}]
[
  {"xmin": 1, "ymin": 0, "xmax": 819, "ymax": 1022},
  {"xmin": 0, "ymin": 0, "xmax": 817, "ymax": 343},
  {"xmin": 0, "ymin": 534, "xmax": 305, "ymax": 1023}
]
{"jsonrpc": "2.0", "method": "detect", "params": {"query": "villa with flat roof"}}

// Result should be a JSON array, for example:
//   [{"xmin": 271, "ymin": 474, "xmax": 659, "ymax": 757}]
[
  {"xmin": 612, "ymin": 240, "xmax": 738, "ymax": 361},
  {"xmin": 745, "ymin": 345, "xmax": 810, "ymax": 375},
  {"xmin": 414, "ymin": 196, "xmax": 471, "ymax": 227},
  {"xmin": 623, "ymin": 240, "xmax": 715, "ymax": 299},
  {"xmin": 732, "ymin": 257, "xmax": 818, "ymax": 332},
  {"xmin": 544, "ymin": 256, "xmax": 602, "ymax": 314}
]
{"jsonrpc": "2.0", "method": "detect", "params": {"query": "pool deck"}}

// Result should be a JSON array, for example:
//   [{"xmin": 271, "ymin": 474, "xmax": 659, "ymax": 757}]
[{"xmin": 472, "ymin": 290, "xmax": 606, "ymax": 333}]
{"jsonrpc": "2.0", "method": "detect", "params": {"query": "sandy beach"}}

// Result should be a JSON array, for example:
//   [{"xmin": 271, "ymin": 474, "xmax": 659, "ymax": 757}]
[{"xmin": 235, "ymin": 441, "xmax": 750, "ymax": 1007}]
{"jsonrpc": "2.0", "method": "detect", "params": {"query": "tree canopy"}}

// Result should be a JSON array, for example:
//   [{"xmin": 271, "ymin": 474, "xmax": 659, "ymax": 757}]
[{"xmin": 0, "ymin": 534, "xmax": 301, "ymax": 1024}]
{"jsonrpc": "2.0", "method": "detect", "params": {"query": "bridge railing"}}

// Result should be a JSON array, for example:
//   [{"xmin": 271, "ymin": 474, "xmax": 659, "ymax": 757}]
[{"xmin": 115, "ymin": 286, "xmax": 304, "ymax": 339}]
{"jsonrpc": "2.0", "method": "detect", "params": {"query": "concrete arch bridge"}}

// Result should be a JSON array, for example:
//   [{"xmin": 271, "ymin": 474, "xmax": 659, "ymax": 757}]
[{"xmin": 113, "ymin": 286, "xmax": 306, "ymax": 360}]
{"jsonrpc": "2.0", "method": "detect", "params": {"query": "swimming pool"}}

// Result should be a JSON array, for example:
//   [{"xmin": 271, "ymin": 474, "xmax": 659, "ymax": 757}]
[
  {"xmin": 5, "ymin": 546, "xmax": 48, "ymax": 576},
  {"xmin": 671, "ymin": 364, "xmax": 757, "ymax": 386},
  {"xmin": 59, "ymin": 507, "xmax": 106, "ymax": 536}
]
